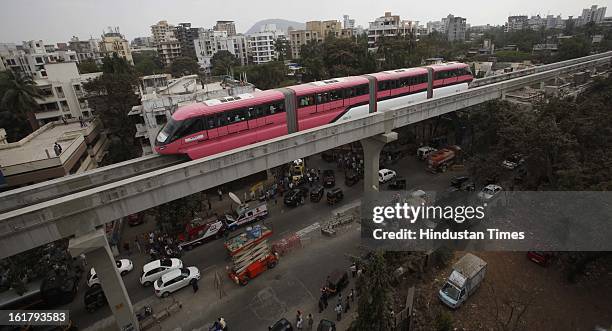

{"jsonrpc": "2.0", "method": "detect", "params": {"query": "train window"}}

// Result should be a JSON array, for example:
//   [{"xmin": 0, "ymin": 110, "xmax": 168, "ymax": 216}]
[
  {"xmin": 316, "ymin": 92, "xmax": 329, "ymax": 104},
  {"xmin": 329, "ymin": 90, "xmax": 342, "ymax": 101},
  {"xmin": 181, "ymin": 118, "xmax": 204, "ymax": 136},
  {"xmin": 266, "ymin": 102, "xmax": 284, "ymax": 115},
  {"xmin": 356, "ymin": 84, "xmax": 369, "ymax": 95},
  {"xmin": 378, "ymin": 81, "xmax": 388, "ymax": 91},
  {"xmin": 390, "ymin": 80, "xmax": 398, "ymax": 89},
  {"xmin": 399, "ymin": 77, "xmax": 410, "ymax": 87},
  {"xmin": 206, "ymin": 116, "xmax": 217, "ymax": 129},
  {"xmin": 298, "ymin": 95, "xmax": 315, "ymax": 107},
  {"xmin": 344, "ymin": 87, "xmax": 355, "ymax": 98}
]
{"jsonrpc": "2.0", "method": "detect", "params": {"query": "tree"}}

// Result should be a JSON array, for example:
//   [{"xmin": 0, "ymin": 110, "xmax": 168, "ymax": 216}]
[
  {"xmin": 556, "ymin": 37, "xmax": 591, "ymax": 61},
  {"xmin": 77, "ymin": 59, "xmax": 100, "ymax": 74},
  {"xmin": 133, "ymin": 50, "xmax": 163, "ymax": 76},
  {"xmin": 83, "ymin": 55, "xmax": 140, "ymax": 163},
  {"xmin": 168, "ymin": 56, "xmax": 200, "ymax": 78},
  {"xmin": 274, "ymin": 38, "xmax": 290, "ymax": 61},
  {"xmin": 234, "ymin": 61, "xmax": 288, "ymax": 90},
  {"xmin": 0, "ymin": 70, "xmax": 42, "ymax": 131},
  {"xmin": 211, "ymin": 51, "xmax": 240, "ymax": 76},
  {"xmin": 156, "ymin": 193, "xmax": 202, "ymax": 234},
  {"xmin": 354, "ymin": 251, "xmax": 393, "ymax": 330}
]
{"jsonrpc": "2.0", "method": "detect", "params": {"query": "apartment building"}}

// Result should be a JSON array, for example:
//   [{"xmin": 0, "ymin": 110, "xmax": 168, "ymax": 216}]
[
  {"xmin": 131, "ymin": 36, "xmax": 154, "ymax": 48},
  {"xmin": 506, "ymin": 15, "xmax": 529, "ymax": 31},
  {"xmin": 343, "ymin": 15, "xmax": 356, "ymax": 29},
  {"xmin": 247, "ymin": 24, "xmax": 286, "ymax": 64},
  {"xmin": 194, "ymin": 29, "xmax": 249, "ymax": 72},
  {"xmin": 577, "ymin": 5, "xmax": 607, "ymax": 26},
  {"xmin": 214, "ymin": 20, "xmax": 237, "ymax": 36},
  {"xmin": 367, "ymin": 12, "xmax": 419, "ymax": 50},
  {"xmin": 151, "ymin": 20, "xmax": 175, "ymax": 45},
  {"xmin": 175, "ymin": 22, "xmax": 200, "ymax": 59},
  {"xmin": 0, "ymin": 40, "xmax": 78, "ymax": 78},
  {"xmin": 289, "ymin": 19, "xmax": 353, "ymax": 59},
  {"xmin": 289, "ymin": 30, "xmax": 320, "ymax": 59},
  {"xmin": 68, "ymin": 36, "xmax": 102, "ymax": 64},
  {"xmin": 443, "ymin": 14, "xmax": 467, "ymax": 41},
  {"xmin": 98, "ymin": 30, "xmax": 133, "ymax": 65},
  {"xmin": 157, "ymin": 39, "xmax": 182, "ymax": 66},
  {"xmin": 34, "ymin": 62, "xmax": 102, "ymax": 125}
]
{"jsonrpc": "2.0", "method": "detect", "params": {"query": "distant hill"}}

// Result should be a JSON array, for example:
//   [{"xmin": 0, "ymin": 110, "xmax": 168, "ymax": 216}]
[{"xmin": 245, "ymin": 19, "xmax": 305, "ymax": 34}]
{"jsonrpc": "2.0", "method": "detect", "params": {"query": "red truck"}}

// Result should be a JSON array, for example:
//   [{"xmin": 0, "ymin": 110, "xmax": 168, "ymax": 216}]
[
  {"xmin": 225, "ymin": 225, "xmax": 278, "ymax": 286},
  {"xmin": 427, "ymin": 145, "xmax": 462, "ymax": 173},
  {"xmin": 177, "ymin": 217, "xmax": 226, "ymax": 250}
]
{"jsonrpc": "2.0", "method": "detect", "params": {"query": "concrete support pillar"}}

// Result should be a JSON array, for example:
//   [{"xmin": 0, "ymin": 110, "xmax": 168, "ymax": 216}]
[
  {"xmin": 539, "ymin": 81, "xmax": 545, "ymax": 90},
  {"xmin": 360, "ymin": 132, "xmax": 398, "ymax": 193},
  {"xmin": 69, "ymin": 230, "xmax": 139, "ymax": 331}
]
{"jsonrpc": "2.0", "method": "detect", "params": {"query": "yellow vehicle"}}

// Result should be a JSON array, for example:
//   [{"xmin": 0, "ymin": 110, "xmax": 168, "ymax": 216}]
[{"xmin": 290, "ymin": 159, "xmax": 305, "ymax": 183}]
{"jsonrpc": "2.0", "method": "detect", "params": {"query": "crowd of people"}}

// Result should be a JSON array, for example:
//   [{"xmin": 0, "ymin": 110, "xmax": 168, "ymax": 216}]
[{"xmin": 127, "ymin": 231, "xmax": 183, "ymax": 261}]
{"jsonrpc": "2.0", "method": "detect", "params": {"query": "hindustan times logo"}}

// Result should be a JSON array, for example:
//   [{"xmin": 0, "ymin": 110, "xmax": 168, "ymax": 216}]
[{"xmin": 372, "ymin": 203, "xmax": 487, "ymax": 224}]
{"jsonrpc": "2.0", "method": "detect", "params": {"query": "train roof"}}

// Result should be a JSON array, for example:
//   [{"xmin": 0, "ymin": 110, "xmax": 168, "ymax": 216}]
[
  {"xmin": 426, "ymin": 62, "xmax": 469, "ymax": 71},
  {"xmin": 369, "ymin": 67, "xmax": 429, "ymax": 81},
  {"xmin": 288, "ymin": 76, "xmax": 369, "ymax": 95},
  {"xmin": 172, "ymin": 89, "xmax": 285, "ymax": 121}
]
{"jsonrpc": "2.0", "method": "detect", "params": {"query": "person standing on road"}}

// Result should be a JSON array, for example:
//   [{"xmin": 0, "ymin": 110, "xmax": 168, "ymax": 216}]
[
  {"xmin": 218, "ymin": 188, "xmax": 223, "ymax": 201},
  {"xmin": 350, "ymin": 262, "xmax": 357, "ymax": 278},
  {"xmin": 218, "ymin": 317, "xmax": 227, "ymax": 331},
  {"xmin": 344, "ymin": 295, "xmax": 350, "ymax": 312},
  {"xmin": 295, "ymin": 310, "xmax": 302, "ymax": 326},
  {"xmin": 349, "ymin": 288, "xmax": 354, "ymax": 303},
  {"xmin": 335, "ymin": 302, "xmax": 343, "ymax": 321},
  {"xmin": 296, "ymin": 316, "xmax": 303, "ymax": 330},
  {"xmin": 192, "ymin": 280, "xmax": 199, "ymax": 293},
  {"xmin": 134, "ymin": 238, "xmax": 141, "ymax": 253},
  {"xmin": 306, "ymin": 314, "xmax": 313, "ymax": 330},
  {"xmin": 318, "ymin": 296, "xmax": 325, "ymax": 313}
]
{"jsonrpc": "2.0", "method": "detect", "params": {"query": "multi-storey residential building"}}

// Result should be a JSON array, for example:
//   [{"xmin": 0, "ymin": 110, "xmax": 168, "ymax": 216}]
[
  {"xmin": 98, "ymin": 30, "xmax": 133, "ymax": 65},
  {"xmin": 0, "ymin": 40, "xmax": 78, "ymax": 78},
  {"xmin": 506, "ymin": 15, "xmax": 528, "ymax": 31},
  {"xmin": 289, "ymin": 30, "xmax": 320, "ymax": 59},
  {"xmin": 175, "ymin": 23, "xmax": 200, "ymax": 59},
  {"xmin": 343, "ymin": 15, "xmax": 356, "ymax": 29},
  {"xmin": 578, "ymin": 5, "xmax": 607, "ymax": 26},
  {"xmin": 151, "ymin": 20, "xmax": 175, "ymax": 45},
  {"xmin": 443, "ymin": 14, "xmax": 466, "ymax": 41},
  {"xmin": 68, "ymin": 36, "xmax": 102, "ymax": 64},
  {"xmin": 194, "ymin": 29, "xmax": 248, "ymax": 72},
  {"xmin": 306, "ymin": 20, "xmax": 342, "ymax": 38},
  {"xmin": 426, "ymin": 21, "xmax": 445, "ymax": 34},
  {"xmin": 214, "ymin": 20, "xmax": 237, "ymax": 36},
  {"xmin": 367, "ymin": 12, "xmax": 419, "ymax": 50},
  {"xmin": 157, "ymin": 38, "xmax": 182, "ymax": 66},
  {"xmin": 247, "ymin": 24, "xmax": 286, "ymax": 64},
  {"xmin": 130, "ymin": 75, "xmax": 255, "ymax": 155},
  {"xmin": 34, "ymin": 62, "xmax": 102, "ymax": 125}
]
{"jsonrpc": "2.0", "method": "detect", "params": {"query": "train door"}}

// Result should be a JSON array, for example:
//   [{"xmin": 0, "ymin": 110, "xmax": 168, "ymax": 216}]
[
  {"xmin": 246, "ymin": 106, "xmax": 260, "ymax": 130},
  {"xmin": 216, "ymin": 115, "xmax": 229, "ymax": 137},
  {"xmin": 327, "ymin": 89, "xmax": 343, "ymax": 111},
  {"xmin": 227, "ymin": 109, "xmax": 249, "ymax": 134},
  {"xmin": 316, "ymin": 92, "xmax": 330, "ymax": 112}
]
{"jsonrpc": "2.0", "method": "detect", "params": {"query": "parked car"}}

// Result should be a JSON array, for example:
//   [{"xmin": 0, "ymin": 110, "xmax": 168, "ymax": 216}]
[
  {"xmin": 284, "ymin": 188, "xmax": 307, "ymax": 207},
  {"xmin": 477, "ymin": 184, "xmax": 503, "ymax": 201},
  {"xmin": 388, "ymin": 178, "xmax": 406, "ymax": 190},
  {"xmin": 87, "ymin": 259, "xmax": 133, "ymax": 287},
  {"xmin": 502, "ymin": 154, "xmax": 525, "ymax": 170},
  {"xmin": 127, "ymin": 213, "xmax": 144, "ymax": 226},
  {"xmin": 140, "ymin": 258, "xmax": 183, "ymax": 286},
  {"xmin": 378, "ymin": 169, "xmax": 397, "ymax": 183},
  {"xmin": 527, "ymin": 251, "xmax": 554, "ymax": 266},
  {"xmin": 322, "ymin": 170, "xmax": 336, "ymax": 187},
  {"xmin": 416, "ymin": 146, "xmax": 437, "ymax": 160},
  {"xmin": 317, "ymin": 320, "xmax": 336, "ymax": 331},
  {"xmin": 270, "ymin": 318, "xmax": 293, "ymax": 331},
  {"xmin": 84, "ymin": 286, "xmax": 106, "ymax": 313},
  {"xmin": 449, "ymin": 176, "xmax": 475, "ymax": 191},
  {"xmin": 153, "ymin": 267, "xmax": 200, "ymax": 298},
  {"xmin": 345, "ymin": 171, "xmax": 359, "ymax": 187},
  {"xmin": 310, "ymin": 185, "xmax": 324, "ymax": 202},
  {"xmin": 326, "ymin": 188, "xmax": 344, "ymax": 205}
]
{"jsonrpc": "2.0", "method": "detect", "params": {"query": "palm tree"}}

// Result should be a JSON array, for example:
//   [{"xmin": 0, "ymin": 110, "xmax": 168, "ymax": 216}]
[{"xmin": 0, "ymin": 70, "xmax": 43, "ymax": 131}]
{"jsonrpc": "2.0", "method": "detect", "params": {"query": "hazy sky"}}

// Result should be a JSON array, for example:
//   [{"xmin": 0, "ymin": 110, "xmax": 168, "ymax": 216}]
[{"xmin": 0, "ymin": 0, "xmax": 609, "ymax": 44}]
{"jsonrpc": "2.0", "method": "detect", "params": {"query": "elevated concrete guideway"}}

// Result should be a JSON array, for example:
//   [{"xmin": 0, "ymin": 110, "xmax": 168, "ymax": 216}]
[{"xmin": 1, "ymin": 52, "xmax": 610, "ymax": 259}]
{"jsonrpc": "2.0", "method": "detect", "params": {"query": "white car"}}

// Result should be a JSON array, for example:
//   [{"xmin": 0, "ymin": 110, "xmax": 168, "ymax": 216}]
[
  {"xmin": 502, "ymin": 154, "xmax": 524, "ymax": 170},
  {"xmin": 154, "ymin": 267, "xmax": 201, "ymax": 298},
  {"xmin": 477, "ymin": 184, "xmax": 503, "ymax": 201},
  {"xmin": 87, "ymin": 259, "xmax": 133, "ymax": 287},
  {"xmin": 140, "ymin": 258, "xmax": 183, "ymax": 286},
  {"xmin": 378, "ymin": 169, "xmax": 397, "ymax": 183}
]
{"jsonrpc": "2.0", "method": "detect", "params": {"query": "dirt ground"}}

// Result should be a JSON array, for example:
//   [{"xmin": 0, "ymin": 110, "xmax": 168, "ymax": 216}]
[{"xmin": 412, "ymin": 251, "xmax": 612, "ymax": 331}]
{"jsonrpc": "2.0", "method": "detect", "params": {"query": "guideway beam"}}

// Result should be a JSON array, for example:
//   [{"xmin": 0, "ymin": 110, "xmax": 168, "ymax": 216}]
[
  {"xmin": 360, "ymin": 132, "xmax": 398, "ymax": 193},
  {"xmin": 69, "ymin": 230, "xmax": 139, "ymax": 331}
]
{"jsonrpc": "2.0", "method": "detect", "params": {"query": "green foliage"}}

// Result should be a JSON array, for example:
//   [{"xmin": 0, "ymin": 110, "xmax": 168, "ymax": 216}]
[
  {"xmin": 83, "ymin": 55, "xmax": 140, "ymax": 163},
  {"xmin": 234, "ymin": 61, "xmax": 288, "ymax": 90},
  {"xmin": 432, "ymin": 246, "xmax": 454, "ymax": 268},
  {"xmin": 556, "ymin": 37, "xmax": 591, "ymax": 61},
  {"xmin": 156, "ymin": 193, "xmax": 202, "ymax": 234},
  {"xmin": 133, "ymin": 51, "xmax": 163, "ymax": 76},
  {"xmin": 488, "ymin": 50, "xmax": 534, "ymax": 63},
  {"xmin": 354, "ymin": 251, "xmax": 393, "ymax": 330},
  {"xmin": 167, "ymin": 56, "xmax": 200, "ymax": 78},
  {"xmin": 77, "ymin": 59, "xmax": 100, "ymax": 74},
  {"xmin": 211, "ymin": 50, "xmax": 240, "ymax": 76},
  {"xmin": 0, "ymin": 70, "xmax": 42, "ymax": 132},
  {"xmin": 435, "ymin": 311, "xmax": 454, "ymax": 331}
]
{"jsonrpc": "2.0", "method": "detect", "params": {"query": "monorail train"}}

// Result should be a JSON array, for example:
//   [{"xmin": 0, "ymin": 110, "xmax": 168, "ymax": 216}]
[{"xmin": 155, "ymin": 62, "xmax": 473, "ymax": 160}]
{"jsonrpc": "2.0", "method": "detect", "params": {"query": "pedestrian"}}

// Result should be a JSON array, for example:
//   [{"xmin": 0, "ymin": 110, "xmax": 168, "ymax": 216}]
[
  {"xmin": 218, "ymin": 188, "xmax": 223, "ymax": 201},
  {"xmin": 335, "ymin": 302, "xmax": 343, "ymax": 321},
  {"xmin": 349, "ymin": 288, "xmax": 355, "ymax": 303},
  {"xmin": 307, "ymin": 314, "xmax": 313, "ymax": 330},
  {"xmin": 208, "ymin": 199, "xmax": 212, "ymax": 210},
  {"xmin": 296, "ymin": 316, "xmax": 303, "ymax": 330},
  {"xmin": 192, "ymin": 280, "xmax": 199, "ymax": 293},
  {"xmin": 344, "ymin": 296, "xmax": 350, "ymax": 312},
  {"xmin": 218, "ymin": 317, "xmax": 227, "ymax": 331},
  {"xmin": 61, "ymin": 116, "xmax": 67, "ymax": 125},
  {"xmin": 318, "ymin": 297, "xmax": 325, "ymax": 313},
  {"xmin": 295, "ymin": 310, "xmax": 302, "ymax": 326},
  {"xmin": 134, "ymin": 238, "xmax": 141, "ymax": 253},
  {"xmin": 53, "ymin": 142, "xmax": 62, "ymax": 156},
  {"xmin": 322, "ymin": 292, "xmax": 328, "ymax": 309},
  {"xmin": 350, "ymin": 262, "xmax": 357, "ymax": 278}
]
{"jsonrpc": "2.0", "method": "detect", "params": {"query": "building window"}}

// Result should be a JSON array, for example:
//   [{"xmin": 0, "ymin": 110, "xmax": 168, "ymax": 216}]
[{"xmin": 55, "ymin": 86, "xmax": 65, "ymax": 98}]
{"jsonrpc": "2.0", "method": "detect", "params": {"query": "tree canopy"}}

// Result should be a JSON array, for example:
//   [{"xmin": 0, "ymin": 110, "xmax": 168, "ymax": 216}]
[
  {"xmin": 77, "ymin": 59, "xmax": 100, "ymax": 74},
  {"xmin": 353, "ymin": 251, "xmax": 394, "ymax": 330},
  {"xmin": 234, "ymin": 61, "xmax": 290, "ymax": 90},
  {"xmin": 167, "ymin": 56, "xmax": 200, "ymax": 78},
  {"xmin": 211, "ymin": 50, "xmax": 240, "ymax": 76},
  {"xmin": 0, "ymin": 70, "xmax": 42, "ymax": 134},
  {"xmin": 133, "ymin": 50, "xmax": 163, "ymax": 76}
]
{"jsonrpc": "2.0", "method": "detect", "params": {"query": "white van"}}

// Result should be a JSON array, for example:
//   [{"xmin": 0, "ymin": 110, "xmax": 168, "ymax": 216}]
[{"xmin": 140, "ymin": 258, "xmax": 183, "ymax": 286}]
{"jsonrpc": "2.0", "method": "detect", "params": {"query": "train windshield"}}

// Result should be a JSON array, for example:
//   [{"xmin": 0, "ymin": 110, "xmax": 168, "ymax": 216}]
[{"xmin": 156, "ymin": 118, "xmax": 181, "ymax": 145}]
